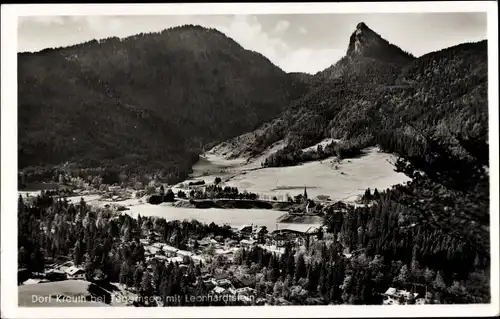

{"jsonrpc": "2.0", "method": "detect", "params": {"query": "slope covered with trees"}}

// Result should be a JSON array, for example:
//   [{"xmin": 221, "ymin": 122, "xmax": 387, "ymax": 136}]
[
  {"xmin": 222, "ymin": 23, "xmax": 487, "ymax": 170},
  {"xmin": 18, "ymin": 25, "xmax": 308, "ymax": 184},
  {"xmin": 209, "ymin": 24, "xmax": 490, "ymax": 291}
]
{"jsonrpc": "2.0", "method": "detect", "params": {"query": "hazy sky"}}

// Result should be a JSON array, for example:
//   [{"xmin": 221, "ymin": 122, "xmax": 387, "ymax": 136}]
[{"xmin": 18, "ymin": 13, "xmax": 487, "ymax": 74}]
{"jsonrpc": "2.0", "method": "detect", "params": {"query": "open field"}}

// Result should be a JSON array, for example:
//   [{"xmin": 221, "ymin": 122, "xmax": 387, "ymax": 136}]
[{"xmin": 191, "ymin": 146, "xmax": 411, "ymax": 202}]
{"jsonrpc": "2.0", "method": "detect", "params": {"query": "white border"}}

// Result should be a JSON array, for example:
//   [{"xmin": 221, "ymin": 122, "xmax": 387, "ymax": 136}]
[{"xmin": 1, "ymin": 2, "xmax": 499, "ymax": 318}]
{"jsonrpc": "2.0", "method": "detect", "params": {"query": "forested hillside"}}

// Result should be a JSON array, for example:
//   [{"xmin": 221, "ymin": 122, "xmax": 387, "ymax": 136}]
[
  {"xmin": 213, "ymin": 23, "xmax": 490, "ymax": 299},
  {"xmin": 18, "ymin": 25, "xmax": 308, "ymax": 184},
  {"xmin": 220, "ymin": 24, "xmax": 487, "ymax": 169}
]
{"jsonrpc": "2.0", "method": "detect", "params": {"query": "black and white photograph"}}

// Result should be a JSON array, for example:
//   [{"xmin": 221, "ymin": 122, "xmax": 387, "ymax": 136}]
[{"xmin": 1, "ymin": 2, "xmax": 498, "ymax": 318}]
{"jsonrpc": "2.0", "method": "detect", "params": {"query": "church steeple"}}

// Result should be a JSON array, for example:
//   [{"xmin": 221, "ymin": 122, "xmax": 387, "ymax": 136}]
[{"xmin": 303, "ymin": 186, "xmax": 308, "ymax": 200}]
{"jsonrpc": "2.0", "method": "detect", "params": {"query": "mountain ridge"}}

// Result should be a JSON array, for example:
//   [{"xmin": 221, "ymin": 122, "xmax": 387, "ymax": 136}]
[
  {"xmin": 18, "ymin": 24, "xmax": 309, "ymax": 184},
  {"xmin": 346, "ymin": 22, "xmax": 415, "ymax": 64},
  {"xmin": 18, "ymin": 22, "xmax": 488, "ymax": 186},
  {"xmin": 212, "ymin": 23, "xmax": 487, "ymax": 168}
]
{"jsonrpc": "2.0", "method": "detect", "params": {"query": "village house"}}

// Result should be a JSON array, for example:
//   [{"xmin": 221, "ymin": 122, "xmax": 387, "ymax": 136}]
[
  {"xmin": 190, "ymin": 255, "xmax": 204, "ymax": 265},
  {"xmin": 162, "ymin": 246, "xmax": 179, "ymax": 257},
  {"xmin": 215, "ymin": 248, "xmax": 233, "ymax": 256},
  {"xmin": 415, "ymin": 292, "xmax": 434, "ymax": 305},
  {"xmin": 255, "ymin": 297, "xmax": 267, "ymax": 305},
  {"xmin": 198, "ymin": 237, "xmax": 218, "ymax": 247},
  {"xmin": 45, "ymin": 269, "xmax": 67, "ymax": 281},
  {"xmin": 240, "ymin": 239, "xmax": 256, "ymax": 247},
  {"xmin": 382, "ymin": 287, "xmax": 419, "ymax": 305},
  {"xmin": 176, "ymin": 249, "xmax": 194, "ymax": 258},
  {"xmin": 211, "ymin": 278, "xmax": 237, "ymax": 296},
  {"xmin": 252, "ymin": 226, "xmax": 269, "ymax": 242},
  {"xmin": 271, "ymin": 228, "xmax": 306, "ymax": 247},
  {"xmin": 154, "ymin": 255, "xmax": 169, "ymax": 262},
  {"xmin": 215, "ymin": 278, "xmax": 233, "ymax": 288},
  {"xmin": 235, "ymin": 287, "xmax": 255, "ymax": 296},
  {"xmin": 165, "ymin": 256, "xmax": 184, "ymax": 264},
  {"xmin": 108, "ymin": 185, "xmax": 122, "ymax": 192},
  {"xmin": 212, "ymin": 286, "xmax": 236, "ymax": 295},
  {"xmin": 64, "ymin": 266, "xmax": 85, "ymax": 278},
  {"xmin": 203, "ymin": 279, "xmax": 217, "ymax": 290},
  {"xmin": 238, "ymin": 224, "xmax": 254, "ymax": 236},
  {"xmin": 152, "ymin": 242, "xmax": 166, "ymax": 249},
  {"xmin": 145, "ymin": 246, "xmax": 161, "ymax": 256}
]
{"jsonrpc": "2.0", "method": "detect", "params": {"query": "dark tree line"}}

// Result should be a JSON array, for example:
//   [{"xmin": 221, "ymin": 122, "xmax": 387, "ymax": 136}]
[
  {"xmin": 199, "ymin": 184, "xmax": 259, "ymax": 201},
  {"xmin": 262, "ymin": 138, "xmax": 371, "ymax": 168}
]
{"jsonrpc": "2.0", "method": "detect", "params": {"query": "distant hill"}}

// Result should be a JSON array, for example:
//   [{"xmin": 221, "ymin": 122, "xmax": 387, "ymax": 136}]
[
  {"xmin": 18, "ymin": 25, "xmax": 308, "ymax": 183},
  {"xmin": 216, "ymin": 23, "xmax": 488, "ymax": 167}
]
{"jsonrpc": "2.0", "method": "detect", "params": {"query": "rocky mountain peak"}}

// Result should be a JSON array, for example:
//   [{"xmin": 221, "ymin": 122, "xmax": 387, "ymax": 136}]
[{"xmin": 346, "ymin": 22, "xmax": 414, "ymax": 64}]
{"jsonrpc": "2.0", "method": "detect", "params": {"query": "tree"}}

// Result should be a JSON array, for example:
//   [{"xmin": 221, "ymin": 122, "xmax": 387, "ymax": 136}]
[
  {"xmin": 394, "ymin": 264, "xmax": 410, "ymax": 286},
  {"xmin": 449, "ymin": 280, "xmax": 467, "ymax": 299},
  {"xmin": 119, "ymin": 261, "xmax": 130, "ymax": 286},
  {"xmin": 73, "ymin": 240, "xmax": 83, "ymax": 266},
  {"xmin": 295, "ymin": 254, "xmax": 306, "ymax": 282},
  {"xmin": 363, "ymin": 188, "xmax": 372, "ymax": 201},
  {"xmin": 146, "ymin": 185, "xmax": 156, "ymax": 195},
  {"xmin": 423, "ymin": 267, "xmax": 435, "ymax": 283},
  {"xmin": 177, "ymin": 190, "xmax": 186, "ymax": 199},
  {"xmin": 58, "ymin": 173, "xmax": 66, "ymax": 184},
  {"xmin": 212, "ymin": 254, "xmax": 227, "ymax": 271},
  {"xmin": 159, "ymin": 185, "xmax": 165, "ymax": 196},
  {"xmin": 306, "ymin": 264, "xmax": 318, "ymax": 292},
  {"xmin": 257, "ymin": 226, "xmax": 268, "ymax": 244},
  {"xmin": 141, "ymin": 271, "xmax": 154, "ymax": 301},
  {"xmin": 214, "ymin": 177, "xmax": 222, "ymax": 185},
  {"xmin": 316, "ymin": 227, "xmax": 324, "ymax": 240},
  {"xmin": 164, "ymin": 189, "xmax": 175, "ymax": 202},
  {"xmin": 30, "ymin": 248, "xmax": 45, "ymax": 273},
  {"xmin": 83, "ymin": 253, "xmax": 94, "ymax": 272},
  {"xmin": 433, "ymin": 270, "xmax": 446, "ymax": 290},
  {"xmin": 233, "ymin": 248, "xmax": 244, "ymax": 265},
  {"xmin": 294, "ymin": 194, "xmax": 304, "ymax": 204},
  {"xmin": 273, "ymin": 279, "xmax": 284, "ymax": 297},
  {"xmin": 410, "ymin": 258, "xmax": 423, "ymax": 281},
  {"xmin": 122, "ymin": 225, "xmax": 132, "ymax": 242},
  {"xmin": 204, "ymin": 245, "xmax": 216, "ymax": 257},
  {"xmin": 134, "ymin": 265, "xmax": 144, "ymax": 291}
]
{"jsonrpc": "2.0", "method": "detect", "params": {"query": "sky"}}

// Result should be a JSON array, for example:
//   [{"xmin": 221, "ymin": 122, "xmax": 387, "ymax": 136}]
[{"xmin": 18, "ymin": 13, "xmax": 487, "ymax": 74}]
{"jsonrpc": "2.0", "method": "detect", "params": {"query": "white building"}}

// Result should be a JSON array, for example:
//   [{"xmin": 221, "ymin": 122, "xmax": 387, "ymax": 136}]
[
  {"xmin": 240, "ymin": 239, "xmax": 256, "ymax": 247},
  {"xmin": 176, "ymin": 250, "xmax": 194, "ymax": 257},
  {"xmin": 382, "ymin": 287, "xmax": 419, "ymax": 305}
]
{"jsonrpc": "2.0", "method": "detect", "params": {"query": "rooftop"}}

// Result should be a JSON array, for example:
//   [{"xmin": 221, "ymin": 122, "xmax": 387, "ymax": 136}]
[
  {"xmin": 65, "ymin": 266, "xmax": 84, "ymax": 276},
  {"xmin": 238, "ymin": 225, "xmax": 253, "ymax": 232},
  {"xmin": 384, "ymin": 287, "xmax": 419, "ymax": 299},
  {"xmin": 176, "ymin": 250, "xmax": 193, "ymax": 257}
]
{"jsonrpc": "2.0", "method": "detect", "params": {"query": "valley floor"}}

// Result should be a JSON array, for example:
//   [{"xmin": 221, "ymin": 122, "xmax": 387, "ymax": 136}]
[{"xmin": 19, "ymin": 145, "xmax": 410, "ymax": 233}]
